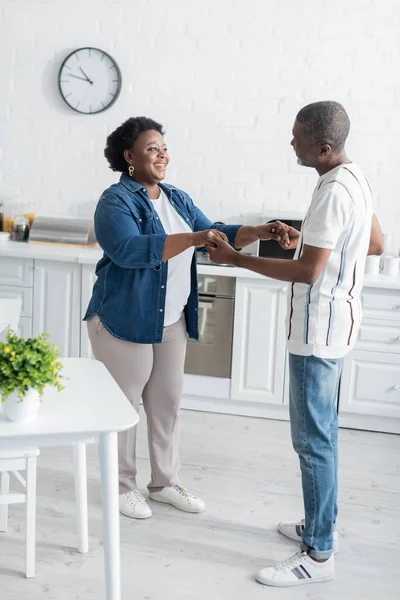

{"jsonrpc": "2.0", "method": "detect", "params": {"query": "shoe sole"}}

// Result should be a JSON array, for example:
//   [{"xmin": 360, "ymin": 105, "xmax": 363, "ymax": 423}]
[
  {"xmin": 148, "ymin": 495, "xmax": 205, "ymax": 513},
  {"xmin": 277, "ymin": 524, "xmax": 339, "ymax": 554},
  {"xmin": 119, "ymin": 508, "xmax": 152, "ymax": 520},
  {"xmin": 256, "ymin": 574, "xmax": 334, "ymax": 587}
]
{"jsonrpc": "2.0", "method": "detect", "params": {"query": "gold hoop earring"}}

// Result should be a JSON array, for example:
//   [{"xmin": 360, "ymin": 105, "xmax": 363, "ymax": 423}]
[{"xmin": 128, "ymin": 165, "xmax": 134, "ymax": 177}]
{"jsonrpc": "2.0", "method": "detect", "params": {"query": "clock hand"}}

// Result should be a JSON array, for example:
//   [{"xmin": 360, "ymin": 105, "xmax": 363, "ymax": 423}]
[
  {"xmin": 68, "ymin": 73, "xmax": 92, "ymax": 83},
  {"xmin": 79, "ymin": 66, "xmax": 94, "ymax": 85}
]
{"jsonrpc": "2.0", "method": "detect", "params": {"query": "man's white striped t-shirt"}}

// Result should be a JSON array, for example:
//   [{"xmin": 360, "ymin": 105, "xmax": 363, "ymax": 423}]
[{"xmin": 286, "ymin": 163, "xmax": 373, "ymax": 359}]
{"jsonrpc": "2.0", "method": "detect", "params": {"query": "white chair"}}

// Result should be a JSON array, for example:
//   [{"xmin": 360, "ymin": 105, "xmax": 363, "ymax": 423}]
[
  {"xmin": 0, "ymin": 449, "xmax": 39, "ymax": 578},
  {"xmin": 0, "ymin": 296, "xmax": 89, "ymax": 577},
  {"xmin": 0, "ymin": 296, "xmax": 40, "ymax": 577}
]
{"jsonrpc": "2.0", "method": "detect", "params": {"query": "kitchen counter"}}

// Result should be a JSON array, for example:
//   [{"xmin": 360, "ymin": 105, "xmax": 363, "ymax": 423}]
[
  {"xmin": 0, "ymin": 240, "xmax": 89, "ymax": 263},
  {"xmin": 1, "ymin": 240, "xmax": 399, "ymax": 289},
  {"xmin": 1, "ymin": 240, "xmax": 399, "ymax": 434}
]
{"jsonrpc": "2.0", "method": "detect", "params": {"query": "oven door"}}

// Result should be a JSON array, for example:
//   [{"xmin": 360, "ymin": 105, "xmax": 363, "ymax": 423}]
[{"xmin": 184, "ymin": 295, "xmax": 234, "ymax": 379}]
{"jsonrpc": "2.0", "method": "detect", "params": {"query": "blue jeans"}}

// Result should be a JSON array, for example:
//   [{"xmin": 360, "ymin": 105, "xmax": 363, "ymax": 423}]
[{"xmin": 289, "ymin": 353, "xmax": 343, "ymax": 560}]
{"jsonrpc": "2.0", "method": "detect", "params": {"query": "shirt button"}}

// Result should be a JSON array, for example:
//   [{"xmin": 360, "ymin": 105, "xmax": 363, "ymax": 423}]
[
  {"xmin": 139, "ymin": 219, "xmax": 142, "ymax": 222},
  {"xmin": 142, "ymin": 188, "xmax": 146, "ymax": 192},
  {"xmin": 160, "ymin": 309, "xmax": 163, "ymax": 312},
  {"xmin": 156, "ymin": 216, "xmax": 159, "ymax": 220},
  {"xmin": 161, "ymin": 285, "xmax": 165, "ymax": 289}
]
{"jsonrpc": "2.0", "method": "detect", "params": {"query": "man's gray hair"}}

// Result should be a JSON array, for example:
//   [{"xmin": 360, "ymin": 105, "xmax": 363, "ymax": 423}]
[{"xmin": 296, "ymin": 101, "xmax": 350, "ymax": 152}]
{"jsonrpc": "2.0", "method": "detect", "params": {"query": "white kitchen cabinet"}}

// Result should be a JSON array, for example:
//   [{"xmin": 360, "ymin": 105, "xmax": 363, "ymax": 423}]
[
  {"xmin": 338, "ymin": 285, "xmax": 400, "ymax": 434},
  {"xmin": 80, "ymin": 264, "xmax": 97, "ymax": 359},
  {"xmin": 361, "ymin": 288, "xmax": 400, "ymax": 322},
  {"xmin": 32, "ymin": 260, "xmax": 81, "ymax": 358},
  {"xmin": 231, "ymin": 278, "xmax": 288, "ymax": 409},
  {"xmin": 0, "ymin": 285, "xmax": 33, "ymax": 318},
  {"xmin": 0, "ymin": 257, "xmax": 33, "ymax": 287},
  {"xmin": 339, "ymin": 350, "xmax": 400, "ymax": 417}
]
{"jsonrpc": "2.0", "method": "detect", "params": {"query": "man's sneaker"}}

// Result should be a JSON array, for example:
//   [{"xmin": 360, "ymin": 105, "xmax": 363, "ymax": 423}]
[
  {"xmin": 256, "ymin": 550, "xmax": 335, "ymax": 587},
  {"xmin": 278, "ymin": 519, "xmax": 339, "ymax": 554},
  {"xmin": 149, "ymin": 485, "xmax": 205, "ymax": 513},
  {"xmin": 119, "ymin": 490, "xmax": 152, "ymax": 519}
]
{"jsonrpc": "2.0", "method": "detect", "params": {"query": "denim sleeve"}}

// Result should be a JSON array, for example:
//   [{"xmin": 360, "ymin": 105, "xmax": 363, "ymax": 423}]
[
  {"xmin": 94, "ymin": 197, "xmax": 166, "ymax": 269},
  {"xmin": 191, "ymin": 203, "xmax": 242, "ymax": 246}
]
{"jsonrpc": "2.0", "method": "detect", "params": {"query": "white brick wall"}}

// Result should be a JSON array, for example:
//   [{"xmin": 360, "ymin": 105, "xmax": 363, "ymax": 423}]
[{"xmin": 1, "ymin": 0, "xmax": 399, "ymax": 240}]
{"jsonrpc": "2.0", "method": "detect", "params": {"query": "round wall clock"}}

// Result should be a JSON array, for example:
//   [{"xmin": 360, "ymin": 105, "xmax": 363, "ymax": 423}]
[{"xmin": 58, "ymin": 47, "xmax": 122, "ymax": 114}]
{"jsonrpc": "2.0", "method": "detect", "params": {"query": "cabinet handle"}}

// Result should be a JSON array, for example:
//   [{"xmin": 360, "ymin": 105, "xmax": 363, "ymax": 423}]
[
  {"xmin": 280, "ymin": 287, "xmax": 288, "ymax": 295},
  {"xmin": 395, "ymin": 336, "xmax": 400, "ymax": 343},
  {"xmin": 391, "ymin": 384, "xmax": 400, "ymax": 391}
]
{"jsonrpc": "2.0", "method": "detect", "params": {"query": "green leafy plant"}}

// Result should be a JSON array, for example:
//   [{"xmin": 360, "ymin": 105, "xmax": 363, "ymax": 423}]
[{"xmin": 0, "ymin": 330, "xmax": 64, "ymax": 401}]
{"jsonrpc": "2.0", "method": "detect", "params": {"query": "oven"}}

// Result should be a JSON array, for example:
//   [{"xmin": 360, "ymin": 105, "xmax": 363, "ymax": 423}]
[{"xmin": 184, "ymin": 273, "xmax": 235, "ymax": 379}]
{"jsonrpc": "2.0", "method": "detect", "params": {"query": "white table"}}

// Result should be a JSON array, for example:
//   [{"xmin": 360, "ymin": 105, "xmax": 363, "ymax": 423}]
[{"xmin": 0, "ymin": 358, "xmax": 139, "ymax": 600}]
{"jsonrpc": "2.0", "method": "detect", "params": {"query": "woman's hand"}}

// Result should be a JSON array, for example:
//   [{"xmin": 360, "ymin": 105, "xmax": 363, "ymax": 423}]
[
  {"xmin": 207, "ymin": 236, "xmax": 238, "ymax": 265},
  {"xmin": 192, "ymin": 229, "xmax": 228, "ymax": 248}
]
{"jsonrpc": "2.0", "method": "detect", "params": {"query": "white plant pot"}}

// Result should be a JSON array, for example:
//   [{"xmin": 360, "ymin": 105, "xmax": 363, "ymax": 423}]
[{"xmin": 3, "ymin": 388, "xmax": 41, "ymax": 423}]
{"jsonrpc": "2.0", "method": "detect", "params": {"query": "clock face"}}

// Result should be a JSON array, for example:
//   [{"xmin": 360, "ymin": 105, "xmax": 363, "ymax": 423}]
[{"xmin": 58, "ymin": 47, "xmax": 122, "ymax": 114}]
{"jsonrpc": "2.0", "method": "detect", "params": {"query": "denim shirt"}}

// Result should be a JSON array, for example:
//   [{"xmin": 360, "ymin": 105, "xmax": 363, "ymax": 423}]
[{"xmin": 84, "ymin": 174, "xmax": 241, "ymax": 343}]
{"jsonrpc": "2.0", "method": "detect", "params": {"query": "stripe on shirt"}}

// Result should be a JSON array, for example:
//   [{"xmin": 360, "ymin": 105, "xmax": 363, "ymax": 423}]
[
  {"xmin": 347, "ymin": 262, "xmax": 357, "ymax": 345},
  {"xmin": 303, "ymin": 284, "xmax": 313, "ymax": 344},
  {"xmin": 288, "ymin": 283, "xmax": 295, "ymax": 340},
  {"xmin": 342, "ymin": 166, "xmax": 368, "ymax": 210},
  {"xmin": 326, "ymin": 227, "xmax": 353, "ymax": 346},
  {"xmin": 287, "ymin": 238, "xmax": 304, "ymax": 341},
  {"xmin": 339, "ymin": 168, "xmax": 369, "ymax": 346}
]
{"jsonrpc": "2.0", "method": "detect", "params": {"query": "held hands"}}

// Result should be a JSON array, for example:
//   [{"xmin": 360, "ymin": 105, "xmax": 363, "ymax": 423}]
[
  {"xmin": 192, "ymin": 229, "xmax": 228, "ymax": 248},
  {"xmin": 207, "ymin": 236, "xmax": 238, "ymax": 265},
  {"xmin": 191, "ymin": 229, "xmax": 237, "ymax": 264},
  {"xmin": 258, "ymin": 221, "xmax": 300, "ymax": 250},
  {"xmin": 273, "ymin": 221, "xmax": 300, "ymax": 250}
]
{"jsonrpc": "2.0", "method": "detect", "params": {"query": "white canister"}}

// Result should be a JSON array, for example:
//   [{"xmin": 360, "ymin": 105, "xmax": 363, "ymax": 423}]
[
  {"xmin": 364, "ymin": 255, "xmax": 381, "ymax": 276},
  {"xmin": 383, "ymin": 255, "xmax": 400, "ymax": 278}
]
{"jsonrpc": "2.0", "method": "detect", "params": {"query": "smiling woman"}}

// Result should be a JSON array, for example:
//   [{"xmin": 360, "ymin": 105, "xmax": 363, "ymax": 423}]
[{"xmin": 83, "ymin": 116, "xmax": 281, "ymax": 521}]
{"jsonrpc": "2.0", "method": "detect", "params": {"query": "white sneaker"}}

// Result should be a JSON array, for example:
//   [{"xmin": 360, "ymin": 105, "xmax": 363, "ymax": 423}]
[
  {"xmin": 119, "ymin": 490, "xmax": 152, "ymax": 519},
  {"xmin": 256, "ymin": 550, "xmax": 335, "ymax": 587},
  {"xmin": 278, "ymin": 519, "xmax": 339, "ymax": 554},
  {"xmin": 149, "ymin": 485, "xmax": 205, "ymax": 513}
]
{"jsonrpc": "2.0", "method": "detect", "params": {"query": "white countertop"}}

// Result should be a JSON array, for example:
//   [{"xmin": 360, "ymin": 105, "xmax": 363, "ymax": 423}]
[
  {"xmin": 1, "ymin": 240, "xmax": 399, "ymax": 289},
  {"xmin": 0, "ymin": 240, "xmax": 88, "ymax": 263}
]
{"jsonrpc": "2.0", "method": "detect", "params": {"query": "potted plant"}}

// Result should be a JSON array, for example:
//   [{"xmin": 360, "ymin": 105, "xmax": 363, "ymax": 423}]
[{"xmin": 0, "ymin": 330, "xmax": 64, "ymax": 423}]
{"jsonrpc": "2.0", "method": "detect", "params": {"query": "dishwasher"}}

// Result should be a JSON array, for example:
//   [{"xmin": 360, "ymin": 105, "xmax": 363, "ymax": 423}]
[{"xmin": 184, "ymin": 274, "xmax": 235, "ymax": 379}]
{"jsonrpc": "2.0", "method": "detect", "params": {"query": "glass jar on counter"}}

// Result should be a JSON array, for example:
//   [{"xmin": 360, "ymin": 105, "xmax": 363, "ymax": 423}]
[{"xmin": 11, "ymin": 215, "xmax": 30, "ymax": 242}]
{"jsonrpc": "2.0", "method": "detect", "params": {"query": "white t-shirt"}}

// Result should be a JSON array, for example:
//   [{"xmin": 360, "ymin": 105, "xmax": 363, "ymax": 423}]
[
  {"xmin": 151, "ymin": 189, "xmax": 194, "ymax": 327},
  {"xmin": 287, "ymin": 163, "xmax": 373, "ymax": 359}
]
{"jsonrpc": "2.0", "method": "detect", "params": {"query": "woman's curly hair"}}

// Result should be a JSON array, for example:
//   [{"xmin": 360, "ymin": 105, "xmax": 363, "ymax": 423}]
[{"xmin": 104, "ymin": 116, "xmax": 165, "ymax": 173}]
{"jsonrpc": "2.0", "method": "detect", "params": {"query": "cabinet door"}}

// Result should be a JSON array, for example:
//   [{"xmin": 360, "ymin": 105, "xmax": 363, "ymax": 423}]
[
  {"xmin": 361, "ymin": 288, "xmax": 400, "ymax": 323},
  {"xmin": 18, "ymin": 316, "xmax": 33, "ymax": 339},
  {"xmin": 231, "ymin": 279, "xmax": 287, "ymax": 404},
  {"xmin": 80, "ymin": 264, "xmax": 97, "ymax": 359},
  {"xmin": 0, "ymin": 285, "xmax": 33, "ymax": 317},
  {"xmin": 33, "ymin": 260, "xmax": 81, "ymax": 358},
  {"xmin": 339, "ymin": 350, "xmax": 400, "ymax": 419},
  {"xmin": 0, "ymin": 258, "xmax": 33, "ymax": 287}
]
